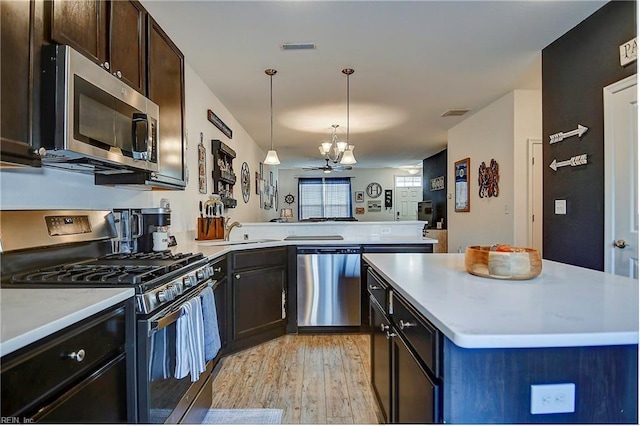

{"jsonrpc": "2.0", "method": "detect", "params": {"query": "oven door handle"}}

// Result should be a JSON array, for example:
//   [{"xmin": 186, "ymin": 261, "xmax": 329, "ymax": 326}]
[{"xmin": 148, "ymin": 279, "xmax": 216, "ymax": 334}]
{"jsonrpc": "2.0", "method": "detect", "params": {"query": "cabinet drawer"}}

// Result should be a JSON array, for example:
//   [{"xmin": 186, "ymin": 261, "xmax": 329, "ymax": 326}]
[
  {"xmin": 392, "ymin": 294, "xmax": 440, "ymax": 378},
  {"xmin": 367, "ymin": 267, "xmax": 388, "ymax": 311},
  {"xmin": 34, "ymin": 353, "xmax": 128, "ymax": 423},
  {"xmin": 232, "ymin": 247, "xmax": 286, "ymax": 271},
  {"xmin": 1, "ymin": 307, "xmax": 126, "ymax": 416}
]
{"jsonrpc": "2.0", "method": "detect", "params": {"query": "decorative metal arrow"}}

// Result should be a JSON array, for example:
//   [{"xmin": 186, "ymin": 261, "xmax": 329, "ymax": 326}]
[
  {"xmin": 549, "ymin": 124, "xmax": 588, "ymax": 144},
  {"xmin": 549, "ymin": 154, "xmax": 588, "ymax": 171}
]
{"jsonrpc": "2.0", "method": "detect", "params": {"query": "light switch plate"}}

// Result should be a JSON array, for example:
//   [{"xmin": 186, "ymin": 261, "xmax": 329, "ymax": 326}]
[{"xmin": 554, "ymin": 199, "xmax": 567, "ymax": 215}]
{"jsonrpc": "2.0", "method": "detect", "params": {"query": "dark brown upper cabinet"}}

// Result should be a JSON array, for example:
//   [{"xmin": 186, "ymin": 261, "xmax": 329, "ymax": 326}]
[
  {"xmin": 145, "ymin": 15, "xmax": 187, "ymax": 188},
  {"xmin": 107, "ymin": 0, "xmax": 146, "ymax": 93},
  {"xmin": 0, "ymin": 0, "xmax": 42, "ymax": 166},
  {"xmin": 49, "ymin": 0, "xmax": 146, "ymax": 94},
  {"xmin": 1, "ymin": 0, "xmax": 34, "ymax": 146},
  {"xmin": 49, "ymin": 0, "xmax": 108, "ymax": 66}
]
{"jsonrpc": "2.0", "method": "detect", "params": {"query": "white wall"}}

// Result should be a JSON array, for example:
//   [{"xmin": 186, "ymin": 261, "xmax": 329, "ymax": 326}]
[
  {"xmin": 447, "ymin": 90, "xmax": 541, "ymax": 252},
  {"xmin": 277, "ymin": 167, "xmax": 419, "ymax": 222},
  {"xmin": 0, "ymin": 63, "xmax": 271, "ymax": 232}
]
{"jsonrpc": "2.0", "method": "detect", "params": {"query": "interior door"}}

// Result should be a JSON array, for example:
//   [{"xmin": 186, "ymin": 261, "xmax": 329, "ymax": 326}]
[
  {"xmin": 604, "ymin": 74, "xmax": 638, "ymax": 278},
  {"xmin": 395, "ymin": 185, "xmax": 422, "ymax": 221},
  {"xmin": 528, "ymin": 139, "xmax": 543, "ymax": 254}
]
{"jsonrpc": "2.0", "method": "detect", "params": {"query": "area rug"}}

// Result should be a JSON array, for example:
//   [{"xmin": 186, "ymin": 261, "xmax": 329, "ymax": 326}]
[{"xmin": 202, "ymin": 408, "xmax": 283, "ymax": 424}]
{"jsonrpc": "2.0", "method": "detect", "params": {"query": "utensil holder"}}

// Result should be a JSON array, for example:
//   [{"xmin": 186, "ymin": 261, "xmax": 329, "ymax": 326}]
[{"xmin": 197, "ymin": 217, "xmax": 224, "ymax": 240}]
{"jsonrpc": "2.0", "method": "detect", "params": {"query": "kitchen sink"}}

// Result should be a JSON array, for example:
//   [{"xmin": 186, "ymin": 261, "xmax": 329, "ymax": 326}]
[
  {"xmin": 197, "ymin": 238, "xmax": 280, "ymax": 246},
  {"xmin": 283, "ymin": 235, "xmax": 344, "ymax": 241}
]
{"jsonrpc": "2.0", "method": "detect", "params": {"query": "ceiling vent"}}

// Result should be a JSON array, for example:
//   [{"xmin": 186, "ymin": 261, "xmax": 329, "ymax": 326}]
[
  {"xmin": 280, "ymin": 42, "xmax": 316, "ymax": 51},
  {"xmin": 441, "ymin": 109, "xmax": 470, "ymax": 117}
]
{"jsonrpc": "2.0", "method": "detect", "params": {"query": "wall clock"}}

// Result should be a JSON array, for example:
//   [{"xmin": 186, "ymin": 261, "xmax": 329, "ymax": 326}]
[
  {"xmin": 366, "ymin": 182, "xmax": 382, "ymax": 198},
  {"xmin": 241, "ymin": 162, "xmax": 250, "ymax": 203}
]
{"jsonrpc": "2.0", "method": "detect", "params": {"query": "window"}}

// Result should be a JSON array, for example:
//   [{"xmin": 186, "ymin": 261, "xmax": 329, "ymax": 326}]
[
  {"xmin": 298, "ymin": 177, "xmax": 352, "ymax": 219},
  {"xmin": 395, "ymin": 176, "xmax": 422, "ymax": 187}
]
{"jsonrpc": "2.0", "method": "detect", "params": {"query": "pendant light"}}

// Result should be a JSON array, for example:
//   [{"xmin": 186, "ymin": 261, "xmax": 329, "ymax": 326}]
[
  {"xmin": 340, "ymin": 68, "xmax": 357, "ymax": 165},
  {"xmin": 263, "ymin": 68, "xmax": 280, "ymax": 165}
]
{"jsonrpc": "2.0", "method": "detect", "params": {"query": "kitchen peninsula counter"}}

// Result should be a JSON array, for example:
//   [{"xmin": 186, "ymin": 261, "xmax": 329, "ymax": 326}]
[
  {"xmin": 0, "ymin": 288, "xmax": 134, "ymax": 357},
  {"xmin": 363, "ymin": 253, "xmax": 638, "ymax": 348},
  {"xmin": 171, "ymin": 227, "xmax": 437, "ymax": 260}
]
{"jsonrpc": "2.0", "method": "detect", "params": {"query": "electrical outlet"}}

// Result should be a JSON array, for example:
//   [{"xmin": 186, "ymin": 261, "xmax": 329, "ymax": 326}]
[
  {"xmin": 530, "ymin": 383, "xmax": 575, "ymax": 414},
  {"xmin": 380, "ymin": 226, "xmax": 391, "ymax": 235}
]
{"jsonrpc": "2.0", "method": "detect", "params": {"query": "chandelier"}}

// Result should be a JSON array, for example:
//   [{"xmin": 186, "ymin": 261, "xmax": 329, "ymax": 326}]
[{"xmin": 318, "ymin": 68, "xmax": 357, "ymax": 165}]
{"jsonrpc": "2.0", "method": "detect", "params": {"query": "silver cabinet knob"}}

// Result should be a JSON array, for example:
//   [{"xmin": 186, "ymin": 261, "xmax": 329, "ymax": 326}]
[
  {"xmin": 213, "ymin": 267, "xmax": 222, "ymax": 273},
  {"xmin": 113, "ymin": 70, "xmax": 122, "ymax": 78},
  {"xmin": 235, "ymin": 274, "xmax": 241, "ymax": 279},
  {"xmin": 380, "ymin": 324, "xmax": 389, "ymax": 332},
  {"xmin": 614, "ymin": 239, "xmax": 627, "ymax": 249},
  {"xmin": 399, "ymin": 320, "xmax": 415, "ymax": 329},
  {"xmin": 101, "ymin": 61, "xmax": 110, "ymax": 70},
  {"xmin": 369, "ymin": 285, "xmax": 381, "ymax": 290},
  {"xmin": 385, "ymin": 331, "xmax": 396, "ymax": 340},
  {"xmin": 66, "ymin": 349, "xmax": 85, "ymax": 362}
]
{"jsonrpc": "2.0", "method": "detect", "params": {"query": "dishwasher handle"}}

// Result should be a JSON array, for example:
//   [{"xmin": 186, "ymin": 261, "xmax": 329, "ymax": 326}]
[{"xmin": 297, "ymin": 246, "xmax": 361, "ymax": 255}]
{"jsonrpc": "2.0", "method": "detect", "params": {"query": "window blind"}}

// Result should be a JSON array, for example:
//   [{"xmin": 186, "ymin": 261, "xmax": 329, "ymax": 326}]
[{"xmin": 298, "ymin": 177, "xmax": 352, "ymax": 219}]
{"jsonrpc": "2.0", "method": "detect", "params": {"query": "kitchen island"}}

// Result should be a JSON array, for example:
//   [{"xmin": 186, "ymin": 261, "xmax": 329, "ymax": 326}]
[{"xmin": 364, "ymin": 253, "xmax": 638, "ymax": 423}]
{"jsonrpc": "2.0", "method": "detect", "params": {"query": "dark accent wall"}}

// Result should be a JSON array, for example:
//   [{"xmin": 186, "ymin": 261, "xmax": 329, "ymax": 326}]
[
  {"xmin": 422, "ymin": 149, "xmax": 447, "ymax": 228},
  {"xmin": 542, "ymin": 1, "xmax": 636, "ymax": 270}
]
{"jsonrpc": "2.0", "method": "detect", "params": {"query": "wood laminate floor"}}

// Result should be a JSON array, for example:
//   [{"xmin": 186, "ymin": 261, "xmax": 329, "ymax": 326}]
[{"xmin": 210, "ymin": 334, "xmax": 381, "ymax": 424}]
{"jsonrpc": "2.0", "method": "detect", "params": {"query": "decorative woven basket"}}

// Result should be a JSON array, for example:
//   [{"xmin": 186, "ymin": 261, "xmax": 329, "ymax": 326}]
[{"xmin": 465, "ymin": 245, "xmax": 542, "ymax": 280}]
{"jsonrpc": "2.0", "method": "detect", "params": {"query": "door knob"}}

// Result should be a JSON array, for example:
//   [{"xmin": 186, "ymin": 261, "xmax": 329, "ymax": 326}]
[{"xmin": 614, "ymin": 239, "xmax": 627, "ymax": 249}]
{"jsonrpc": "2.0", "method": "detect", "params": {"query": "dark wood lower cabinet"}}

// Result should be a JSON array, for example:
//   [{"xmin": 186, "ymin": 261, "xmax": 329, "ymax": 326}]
[
  {"xmin": 393, "ymin": 334, "xmax": 438, "ymax": 423},
  {"xmin": 228, "ymin": 248, "xmax": 287, "ymax": 353},
  {"xmin": 233, "ymin": 266, "xmax": 286, "ymax": 340},
  {"xmin": 1, "ymin": 300, "xmax": 135, "ymax": 423},
  {"xmin": 370, "ymin": 297, "xmax": 391, "ymax": 423},
  {"xmin": 36, "ymin": 354, "xmax": 128, "ymax": 423}
]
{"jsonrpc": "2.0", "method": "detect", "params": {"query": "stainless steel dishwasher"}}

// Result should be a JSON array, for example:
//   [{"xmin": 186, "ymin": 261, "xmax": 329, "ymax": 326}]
[{"xmin": 297, "ymin": 246, "xmax": 361, "ymax": 326}]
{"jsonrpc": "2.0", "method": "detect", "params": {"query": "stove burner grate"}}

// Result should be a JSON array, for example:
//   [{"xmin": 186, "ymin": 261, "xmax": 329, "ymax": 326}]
[
  {"xmin": 12, "ymin": 264, "xmax": 164, "ymax": 285},
  {"xmin": 9, "ymin": 251, "xmax": 205, "ymax": 286}
]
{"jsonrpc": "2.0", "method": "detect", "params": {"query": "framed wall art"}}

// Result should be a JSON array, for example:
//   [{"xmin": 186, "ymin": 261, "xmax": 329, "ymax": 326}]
[
  {"xmin": 241, "ymin": 162, "xmax": 250, "ymax": 203},
  {"xmin": 355, "ymin": 191, "xmax": 364, "ymax": 203},
  {"xmin": 454, "ymin": 157, "xmax": 470, "ymax": 212}
]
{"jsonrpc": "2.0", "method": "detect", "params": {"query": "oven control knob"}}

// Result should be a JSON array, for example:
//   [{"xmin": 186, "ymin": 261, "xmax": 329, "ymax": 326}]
[
  {"xmin": 167, "ymin": 285, "xmax": 177, "ymax": 299},
  {"xmin": 173, "ymin": 281, "xmax": 183, "ymax": 296},
  {"xmin": 196, "ymin": 270, "xmax": 205, "ymax": 281},
  {"xmin": 157, "ymin": 290, "xmax": 169, "ymax": 303}
]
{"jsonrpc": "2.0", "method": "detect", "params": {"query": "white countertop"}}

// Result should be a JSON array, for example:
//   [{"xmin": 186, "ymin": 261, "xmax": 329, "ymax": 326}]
[
  {"xmin": 171, "ymin": 231, "xmax": 437, "ymax": 260},
  {"xmin": 0, "ymin": 288, "xmax": 134, "ymax": 357},
  {"xmin": 363, "ymin": 253, "xmax": 639, "ymax": 349}
]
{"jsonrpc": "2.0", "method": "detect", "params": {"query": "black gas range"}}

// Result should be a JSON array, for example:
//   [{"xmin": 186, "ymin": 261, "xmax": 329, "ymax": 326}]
[
  {"xmin": 0, "ymin": 210, "xmax": 211, "ymax": 315},
  {"xmin": 0, "ymin": 210, "xmax": 221, "ymax": 424}
]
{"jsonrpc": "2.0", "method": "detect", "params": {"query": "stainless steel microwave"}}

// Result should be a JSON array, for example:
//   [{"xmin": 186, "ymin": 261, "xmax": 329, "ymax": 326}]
[{"xmin": 39, "ymin": 45, "xmax": 159, "ymax": 173}]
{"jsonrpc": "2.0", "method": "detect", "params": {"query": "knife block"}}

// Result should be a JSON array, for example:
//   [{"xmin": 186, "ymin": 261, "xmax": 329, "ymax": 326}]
[{"xmin": 197, "ymin": 217, "xmax": 224, "ymax": 240}]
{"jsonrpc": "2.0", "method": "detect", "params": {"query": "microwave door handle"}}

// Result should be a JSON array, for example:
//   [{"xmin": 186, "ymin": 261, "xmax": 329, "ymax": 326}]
[{"xmin": 132, "ymin": 112, "xmax": 148, "ymax": 160}]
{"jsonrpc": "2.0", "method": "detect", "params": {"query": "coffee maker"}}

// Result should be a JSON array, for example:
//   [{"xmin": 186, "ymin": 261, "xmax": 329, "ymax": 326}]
[{"xmin": 113, "ymin": 206, "xmax": 173, "ymax": 253}]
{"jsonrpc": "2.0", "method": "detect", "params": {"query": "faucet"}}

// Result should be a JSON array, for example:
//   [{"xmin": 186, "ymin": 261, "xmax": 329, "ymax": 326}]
[{"xmin": 223, "ymin": 217, "xmax": 243, "ymax": 241}]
